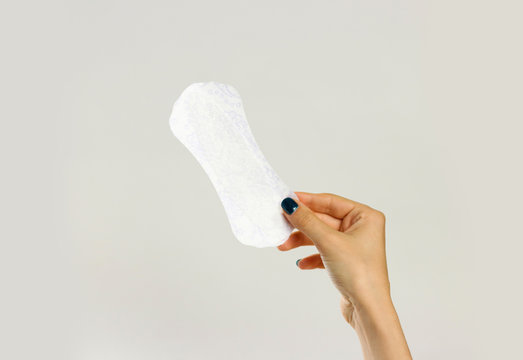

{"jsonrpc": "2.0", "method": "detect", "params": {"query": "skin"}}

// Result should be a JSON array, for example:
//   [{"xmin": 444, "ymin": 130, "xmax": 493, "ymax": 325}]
[{"xmin": 279, "ymin": 192, "xmax": 412, "ymax": 360}]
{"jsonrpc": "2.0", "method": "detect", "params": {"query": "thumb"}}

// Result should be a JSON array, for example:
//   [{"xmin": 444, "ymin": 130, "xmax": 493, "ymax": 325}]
[{"xmin": 281, "ymin": 197, "xmax": 336, "ymax": 246}]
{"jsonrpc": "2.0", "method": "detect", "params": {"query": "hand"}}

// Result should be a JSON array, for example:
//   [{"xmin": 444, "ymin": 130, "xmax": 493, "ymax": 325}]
[
  {"xmin": 279, "ymin": 192, "xmax": 411, "ymax": 360},
  {"xmin": 279, "ymin": 192, "xmax": 389, "ymax": 323}
]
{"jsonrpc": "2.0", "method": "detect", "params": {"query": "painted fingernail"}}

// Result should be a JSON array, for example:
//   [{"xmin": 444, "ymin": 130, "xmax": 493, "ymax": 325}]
[
  {"xmin": 296, "ymin": 259, "xmax": 301, "ymax": 267},
  {"xmin": 281, "ymin": 197, "xmax": 298, "ymax": 215}
]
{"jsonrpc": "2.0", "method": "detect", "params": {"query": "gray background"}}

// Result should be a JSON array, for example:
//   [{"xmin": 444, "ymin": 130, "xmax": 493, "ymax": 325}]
[{"xmin": 1, "ymin": 0, "xmax": 522, "ymax": 359}]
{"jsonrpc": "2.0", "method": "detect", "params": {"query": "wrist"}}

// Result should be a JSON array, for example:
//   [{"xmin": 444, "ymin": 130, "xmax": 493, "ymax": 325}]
[
  {"xmin": 353, "ymin": 293, "xmax": 395, "ymax": 327},
  {"xmin": 350, "ymin": 276, "xmax": 392, "ymax": 312},
  {"xmin": 350, "ymin": 295, "xmax": 412, "ymax": 360}
]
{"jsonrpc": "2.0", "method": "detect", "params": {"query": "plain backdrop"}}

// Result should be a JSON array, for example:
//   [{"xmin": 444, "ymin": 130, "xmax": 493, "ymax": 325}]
[{"xmin": 1, "ymin": 1, "xmax": 522, "ymax": 359}]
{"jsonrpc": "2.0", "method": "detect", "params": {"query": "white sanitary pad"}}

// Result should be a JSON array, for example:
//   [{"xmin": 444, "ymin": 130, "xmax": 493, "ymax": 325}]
[{"xmin": 169, "ymin": 82, "xmax": 295, "ymax": 248}]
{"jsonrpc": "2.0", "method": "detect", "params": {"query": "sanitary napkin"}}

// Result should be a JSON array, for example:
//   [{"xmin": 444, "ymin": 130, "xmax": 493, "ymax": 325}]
[{"xmin": 169, "ymin": 82, "xmax": 295, "ymax": 247}]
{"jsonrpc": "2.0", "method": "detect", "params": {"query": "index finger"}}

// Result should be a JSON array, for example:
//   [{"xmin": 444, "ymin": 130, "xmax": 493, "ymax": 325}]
[{"xmin": 295, "ymin": 192, "xmax": 360, "ymax": 220}]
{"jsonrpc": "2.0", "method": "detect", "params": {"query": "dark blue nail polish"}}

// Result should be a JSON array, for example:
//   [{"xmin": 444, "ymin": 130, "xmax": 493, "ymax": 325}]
[
  {"xmin": 296, "ymin": 258, "xmax": 301, "ymax": 267},
  {"xmin": 281, "ymin": 197, "xmax": 298, "ymax": 215}
]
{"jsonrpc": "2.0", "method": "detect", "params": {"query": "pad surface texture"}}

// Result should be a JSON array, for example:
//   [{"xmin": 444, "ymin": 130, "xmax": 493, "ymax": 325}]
[{"xmin": 170, "ymin": 82, "xmax": 295, "ymax": 247}]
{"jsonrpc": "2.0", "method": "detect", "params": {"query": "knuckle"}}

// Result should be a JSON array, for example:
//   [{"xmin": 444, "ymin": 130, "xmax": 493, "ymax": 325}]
[
  {"xmin": 320, "ymin": 192, "xmax": 335, "ymax": 197},
  {"xmin": 366, "ymin": 208, "xmax": 386, "ymax": 222},
  {"xmin": 373, "ymin": 209, "xmax": 386, "ymax": 222}
]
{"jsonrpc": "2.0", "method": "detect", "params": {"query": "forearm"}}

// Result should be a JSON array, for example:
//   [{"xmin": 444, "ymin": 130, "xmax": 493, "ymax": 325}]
[{"xmin": 352, "ymin": 296, "xmax": 412, "ymax": 360}]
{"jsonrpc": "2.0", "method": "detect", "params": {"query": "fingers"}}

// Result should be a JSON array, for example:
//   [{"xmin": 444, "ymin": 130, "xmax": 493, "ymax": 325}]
[
  {"xmin": 296, "ymin": 253, "xmax": 324, "ymax": 270},
  {"xmin": 315, "ymin": 212, "xmax": 342, "ymax": 230},
  {"xmin": 278, "ymin": 231, "xmax": 314, "ymax": 251},
  {"xmin": 295, "ymin": 192, "xmax": 360, "ymax": 220},
  {"xmin": 278, "ymin": 208, "xmax": 341, "ymax": 251},
  {"xmin": 278, "ymin": 235, "xmax": 325, "ymax": 270},
  {"xmin": 281, "ymin": 197, "xmax": 337, "ymax": 247}
]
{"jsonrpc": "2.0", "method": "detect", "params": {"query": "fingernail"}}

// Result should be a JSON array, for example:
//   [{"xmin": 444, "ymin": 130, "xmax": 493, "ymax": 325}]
[
  {"xmin": 281, "ymin": 197, "xmax": 298, "ymax": 215},
  {"xmin": 296, "ymin": 258, "xmax": 301, "ymax": 267}
]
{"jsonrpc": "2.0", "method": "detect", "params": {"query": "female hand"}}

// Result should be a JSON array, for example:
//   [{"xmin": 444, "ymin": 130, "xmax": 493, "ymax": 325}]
[{"xmin": 279, "ymin": 192, "xmax": 411, "ymax": 360}]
